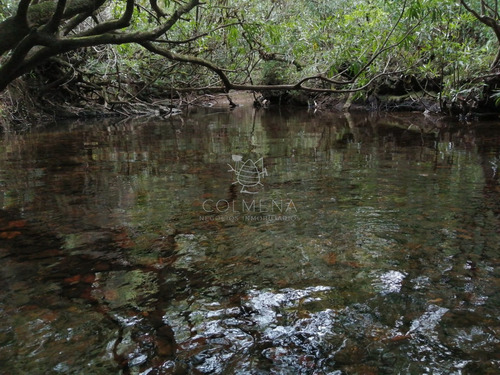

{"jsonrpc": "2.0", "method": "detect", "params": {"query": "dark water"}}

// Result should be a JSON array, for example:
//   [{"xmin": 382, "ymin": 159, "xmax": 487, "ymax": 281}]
[{"xmin": 0, "ymin": 107, "xmax": 499, "ymax": 374}]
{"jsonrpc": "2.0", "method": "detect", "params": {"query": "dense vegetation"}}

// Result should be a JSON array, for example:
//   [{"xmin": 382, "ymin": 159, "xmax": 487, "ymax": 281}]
[{"xmin": 1, "ymin": 0, "xmax": 500, "ymax": 122}]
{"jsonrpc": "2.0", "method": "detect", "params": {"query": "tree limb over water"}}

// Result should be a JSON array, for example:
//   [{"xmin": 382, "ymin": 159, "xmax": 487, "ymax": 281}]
[
  {"xmin": 0, "ymin": 0, "xmax": 412, "ymax": 95},
  {"xmin": 0, "ymin": 0, "xmax": 201, "ymax": 92}
]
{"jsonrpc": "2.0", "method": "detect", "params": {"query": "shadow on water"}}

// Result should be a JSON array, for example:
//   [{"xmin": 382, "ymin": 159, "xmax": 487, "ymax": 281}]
[{"xmin": 0, "ymin": 107, "xmax": 500, "ymax": 374}]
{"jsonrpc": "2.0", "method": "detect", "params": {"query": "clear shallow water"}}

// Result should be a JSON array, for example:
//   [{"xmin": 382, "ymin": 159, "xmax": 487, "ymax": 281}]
[{"xmin": 0, "ymin": 108, "xmax": 499, "ymax": 374}]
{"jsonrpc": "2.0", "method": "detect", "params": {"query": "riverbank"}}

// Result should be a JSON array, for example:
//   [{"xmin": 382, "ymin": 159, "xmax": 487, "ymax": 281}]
[{"xmin": 1, "ymin": 84, "xmax": 500, "ymax": 131}]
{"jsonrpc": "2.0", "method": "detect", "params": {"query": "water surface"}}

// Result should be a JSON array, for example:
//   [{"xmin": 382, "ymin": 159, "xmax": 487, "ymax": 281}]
[{"xmin": 0, "ymin": 107, "xmax": 499, "ymax": 374}]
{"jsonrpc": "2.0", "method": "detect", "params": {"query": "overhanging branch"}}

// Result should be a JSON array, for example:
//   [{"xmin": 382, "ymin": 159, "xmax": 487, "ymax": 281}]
[
  {"xmin": 0, "ymin": 0, "xmax": 202, "ymax": 91},
  {"xmin": 0, "ymin": 0, "xmax": 107, "ymax": 56},
  {"xmin": 156, "ymin": 22, "xmax": 243, "ymax": 44},
  {"xmin": 80, "ymin": 0, "xmax": 135, "ymax": 36},
  {"xmin": 15, "ymin": 0, "xmax": 33, "ymax": 25},
  {"xmin": 141, "ymin": 41, "xmax": 405, "ymax": 94},
  {"xmin": 43, "ymin": 0, "xmax": 68, "ymax": 33},
  {"xmin": 140, "ymin": 41, "xmax": 233, "ymax": 89},
  {"xmin": 150, "ymin": 0, "xmax": 166, "ymax": 18}
]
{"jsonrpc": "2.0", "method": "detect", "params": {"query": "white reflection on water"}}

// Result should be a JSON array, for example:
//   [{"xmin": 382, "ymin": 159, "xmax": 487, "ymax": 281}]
[
  {"xmin": 408, "ymin": 304, "xmax": 449, "ymax": 337},
  {"xmin": 373, "ymin": 270, "xmax": 407, "ymax": 294}
]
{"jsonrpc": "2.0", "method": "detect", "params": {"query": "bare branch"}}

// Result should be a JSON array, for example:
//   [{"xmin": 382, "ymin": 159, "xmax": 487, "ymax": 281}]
[
  {"xmin": 147, "ymin": 0, "xmax": 202, "ymax": 39},
  {"xmin": 63, "ymin": 11, "xmax": 94, "ymax": 35},
  {"xmin": 150, "ymin": 0, "xmax": 166, "ymax": 18},
  {"xmin": 15, "ymin": 0, "xmax": 33, "ymax": 25},
  {"xmin": 156, "ymin": 22, "xmax": 242, "ymax": 44},
  {"xmin": 0, "ymin": 0, "xmax": 107, "ymax": 56},
  {"xmin": 0, "ymin": 31, "xmax": 46, "ymax": 83},
  {"xmin": 140, "ymin": 41, "xmax": 233, "ymax": 90},
  {"xmin": 43, "ymin": 0, "xmax": 68, "ymax": 33},
  {"xmin": 258, "ymin": 50, "xmax": 303, "ymax": 71},
  {"xmin": 80, "ymin": 0, "xmax": 135, "ymax": 36}
]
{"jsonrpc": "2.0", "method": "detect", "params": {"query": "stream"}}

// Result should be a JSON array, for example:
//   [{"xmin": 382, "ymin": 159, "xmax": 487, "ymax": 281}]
[{"xmin": 0, "ymin": 107, "xmax": 499, "ymax": 374}]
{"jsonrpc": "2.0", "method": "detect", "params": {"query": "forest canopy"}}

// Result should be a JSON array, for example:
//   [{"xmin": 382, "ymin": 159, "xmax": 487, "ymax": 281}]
[{"xmin": 1, "ymin": 0, "xmax": 500, "ymax": 116}]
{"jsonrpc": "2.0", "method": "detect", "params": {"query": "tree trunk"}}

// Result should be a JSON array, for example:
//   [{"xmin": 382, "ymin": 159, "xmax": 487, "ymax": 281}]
[{"xmin": 0, "ymin": 0, "xmax": 106, "ymax": 56}]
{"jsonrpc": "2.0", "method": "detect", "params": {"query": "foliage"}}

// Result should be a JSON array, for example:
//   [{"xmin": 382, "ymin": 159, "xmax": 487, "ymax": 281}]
[{"xmin": 0, "ymin": 0, "xmax": 499, "ymax": 111}]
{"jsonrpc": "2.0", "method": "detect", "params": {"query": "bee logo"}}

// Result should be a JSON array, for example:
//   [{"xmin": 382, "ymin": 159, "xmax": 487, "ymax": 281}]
[{"xmin": 228, "ymin": 155, "xmax": 268, "ymax": 194}]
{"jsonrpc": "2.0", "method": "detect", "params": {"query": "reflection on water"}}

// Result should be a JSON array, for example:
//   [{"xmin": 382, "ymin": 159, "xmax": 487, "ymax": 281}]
[{"xmin": 0, "ymin": 107, "xmax": 500, "ymax": 374}]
